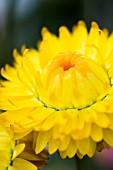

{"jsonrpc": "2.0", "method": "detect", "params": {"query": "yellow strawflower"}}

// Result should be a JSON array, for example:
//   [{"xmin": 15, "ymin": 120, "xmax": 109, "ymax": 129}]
[
  {"xmin": 0, "ymin": 124, "xmax": 37, "ymax": 170},
  {"xmin": 17, "ymin": 131, "xmax": 48, "ymax": 168},
  {"xmin": 1, "ymin": 21, "xmax": 113, "ymax": 158}
]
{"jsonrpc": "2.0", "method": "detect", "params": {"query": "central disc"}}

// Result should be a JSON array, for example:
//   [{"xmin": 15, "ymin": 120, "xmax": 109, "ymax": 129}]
[{"xmin": 41, "ymin": 52, "xmax": 110, "ymax": 109}]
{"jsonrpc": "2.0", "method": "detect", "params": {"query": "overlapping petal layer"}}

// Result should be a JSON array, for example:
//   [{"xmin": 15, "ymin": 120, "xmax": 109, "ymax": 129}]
[{"xmin": 1, "ymin": 21, "xmax": 113, "ymax": 158}]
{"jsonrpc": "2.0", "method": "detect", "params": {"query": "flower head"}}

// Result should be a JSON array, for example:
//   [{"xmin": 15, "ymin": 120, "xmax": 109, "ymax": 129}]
[
  {"xmin": 0, "ymin": 124, "xmax": 37, "ymax": 170},
  {"xmin": 1, "ymin": 21, "xmax": 113, "ymax": 158}
]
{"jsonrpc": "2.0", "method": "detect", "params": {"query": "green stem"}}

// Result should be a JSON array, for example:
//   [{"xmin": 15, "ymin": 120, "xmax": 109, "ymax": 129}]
[{"xmin": 76, "ymin": 157, "xmax": 83, "ymax": 170}]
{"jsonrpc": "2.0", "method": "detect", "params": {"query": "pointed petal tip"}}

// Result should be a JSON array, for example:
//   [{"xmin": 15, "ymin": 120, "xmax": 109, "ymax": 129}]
[
  {"xmin": 91, "ymin": 21, "xmax": 99, "ymax": 28},
  {"xmin": 41, "ymin": 27, "xmax": 49, "ymax": 36},
  {"xmin": 77, "ymin": 20, "xmax": 86, "ymax": 26}
]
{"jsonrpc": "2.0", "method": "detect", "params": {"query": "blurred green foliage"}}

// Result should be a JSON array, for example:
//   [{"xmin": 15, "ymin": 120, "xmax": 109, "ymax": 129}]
[{"xmin": 42, "ymin": 153, "xmax": 107, "ymax": 170}]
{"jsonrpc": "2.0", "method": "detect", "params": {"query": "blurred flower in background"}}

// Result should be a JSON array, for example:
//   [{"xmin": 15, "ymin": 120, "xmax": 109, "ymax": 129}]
[
  {"xmin": 0, "ymin": 124, "xmax": 38, "ymax": 170},
  {"xmin": 94, "ymin": 148, "xmax": 113, "ymax": 170}
]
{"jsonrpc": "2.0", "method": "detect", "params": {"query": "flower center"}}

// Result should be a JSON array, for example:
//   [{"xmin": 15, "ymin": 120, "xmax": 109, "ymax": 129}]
[
  {"xmin": 52, "ymin": 52, "xmax": 89, "ymax": 73},
  {"xmin": 61, "ymin": 62, "xmax": 73, "ymax": 71},
  {"xmin": 41, "ymin": 52, "xmax": 110, "ymax": 110},
  {"xmin": 56, "ymin": 52, "xmax": 75, "ymax": 71}
]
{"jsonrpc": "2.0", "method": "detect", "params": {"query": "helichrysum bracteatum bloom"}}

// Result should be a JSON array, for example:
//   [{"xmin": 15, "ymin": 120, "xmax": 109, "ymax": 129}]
[
  {"xmin": 1, "ymin": 21, "xmax": 113, "ymax": 158},
  {"xmin": 0, "ymin": 124, "xmax": 38, "ymax": 170}
]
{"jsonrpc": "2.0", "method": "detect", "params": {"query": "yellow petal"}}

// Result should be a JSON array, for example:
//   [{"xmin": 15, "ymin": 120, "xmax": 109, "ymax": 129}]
[
  {"xmin": 13, "ymin": 158, "xmax": 37, "ymax": 170},
  {"xmin": 48, "ymin": 138, "xmax": 59, "ymax": 154},
  {"xmin": 0, "ymin": 165, "xmax": 7, "ymax": 170},
  {"xmin": 96, "ymin": 112, "xmax": 110, "ymax": 128},
  {"xmin": 8, "ymin": 166, "xmax": 16, "ymax": 170},
  {"xmin": 18, "ymin": 150, "xmax": 42, "ymax": 161},
  {"xmin": 60, "ymin": 139, "xmax": 77, "ymax": 158},
  {"xmin": 12, "ymin": 143, "xmax": 25, "ymax": 160},
  {"xmin": 103, "ymin": 129, "xmax": 113, "ymax": 146},
  {"xmin": 40, "ymin": 114, "xmax": 55, "ymax": 131},
  {"xmin": 77, "ymin": 138, "xmax": 90, "ymax": 156},
  {"xmin": 0, "ymin": 151, "xmax": 10, "ymax": 167},
  {"xmin": 14, "ymin": 129, "xmax": 32, "ymax": 140},
  {"xmin": 59, "ymin": 26, "xmax": 71, "ymax": 51},
  {"xmin": 87, "ymin": 138, "xmax": 96, "ymax": 158},
  {"xmin": 35, "ymin": 131, "xmax": 51, "ymax": 154},
  {"xmin": 91, "ymin": 124, "xmax": 103, "ymax": 142},
  {"xmin": 72, "ymin": 21, "xmax": 88, "ymax": 53},
  {"xmin": 59, "ymin": 135, "xmax": 70, "ymax": 151},
  {"xmin": 66, "ymin": 139, "xmax": 77, "ymax": 158},
  {"xmin": 8, "ymin": 96, "xmax": 41, "ymax": 109},
  {"xmin": 71, "ymin": 123, "xmax": 91, "ymax": 140}
]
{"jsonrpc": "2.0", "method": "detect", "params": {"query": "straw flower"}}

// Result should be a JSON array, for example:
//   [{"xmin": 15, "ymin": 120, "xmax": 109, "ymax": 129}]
[
  {"xmin": 0, "ymin": 124, "xmax": 37, "ymax": 170},
  {"xmin": 1, "ymin": 21, "xmax": 113, "ymax": 158}
]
